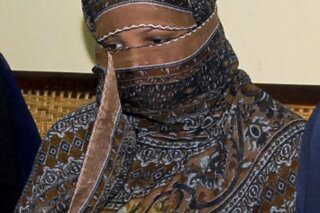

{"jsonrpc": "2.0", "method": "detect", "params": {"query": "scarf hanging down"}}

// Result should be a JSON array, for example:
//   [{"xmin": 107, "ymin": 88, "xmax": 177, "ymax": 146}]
[{"xmin": 16, "ymin": 1, "xmax": 305, "ymax": 212}]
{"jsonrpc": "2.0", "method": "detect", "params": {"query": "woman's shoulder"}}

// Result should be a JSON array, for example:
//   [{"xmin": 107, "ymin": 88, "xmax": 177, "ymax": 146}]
[
  {"xmin": 232, "ymin": 70, "xmax": 304, "ymax": 122},
  {"xmin": 16, "ymin": 102, "xmax": 98, "ymax": 211},
  {"xmin": 43, "ymin": 101, "xmax": 98, "ymax": 142},
  {"xmin": 229, "ymin": 70, "xmax": 306, "ymax": 148}
]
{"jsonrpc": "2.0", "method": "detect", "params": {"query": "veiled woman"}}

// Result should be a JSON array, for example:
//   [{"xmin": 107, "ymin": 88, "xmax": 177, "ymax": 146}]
[{"xmin": 16, "ymin": 0, "xmax": 305, "ymax": 212}]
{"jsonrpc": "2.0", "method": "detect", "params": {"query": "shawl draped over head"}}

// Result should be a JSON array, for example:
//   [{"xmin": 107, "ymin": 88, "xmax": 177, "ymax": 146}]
[{"xmin": 16, "ymin": 0, "xmax": 305, "ymax": 212}]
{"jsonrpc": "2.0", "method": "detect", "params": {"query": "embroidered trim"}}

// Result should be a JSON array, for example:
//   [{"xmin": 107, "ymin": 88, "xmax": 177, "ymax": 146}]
[
  {"xmin": 113, "ymin": 9, "xmax": 219, "ymax": 71},
  {"xmin": 94, "ymin": 1, "xmax": 194, "ymax": 23},
  {"xmin": 97, "ymin": 24, "xmax": 197, "ymax": 42}
]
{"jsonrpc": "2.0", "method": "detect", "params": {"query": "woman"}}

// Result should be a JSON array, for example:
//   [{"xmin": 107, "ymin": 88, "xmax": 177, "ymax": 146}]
[{"xmin": 16, "ymin": 0, "xmax": 305, "ymax": 212}]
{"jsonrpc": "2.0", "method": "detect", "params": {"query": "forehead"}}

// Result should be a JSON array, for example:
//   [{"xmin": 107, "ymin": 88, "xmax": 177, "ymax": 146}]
[{"xmin": 93, "ymin": 3, "xmax": 197, "ymax": 41}]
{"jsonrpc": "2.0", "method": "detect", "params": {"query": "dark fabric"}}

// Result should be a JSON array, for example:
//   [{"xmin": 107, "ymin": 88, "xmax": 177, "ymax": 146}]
[
  {"xmin": 0, "ymin": 53, "xmax": 41, "ymax": 212},
  {"xmin": 297, "ymin": 104, "xmax": 320, "ymax": 213},
  {"xmin": 82, "ymin": 0, "xmax": 217, "ymax": 31}
]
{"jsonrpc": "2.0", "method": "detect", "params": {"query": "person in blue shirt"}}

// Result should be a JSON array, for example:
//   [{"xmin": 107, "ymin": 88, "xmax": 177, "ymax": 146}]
[
  {"xmin": 297, "ymin": 104, "xmax": 320, "ymax": 213},
  {"xmin": 0, "ymin": 53, "xmax": 41, "ymax": 212}
]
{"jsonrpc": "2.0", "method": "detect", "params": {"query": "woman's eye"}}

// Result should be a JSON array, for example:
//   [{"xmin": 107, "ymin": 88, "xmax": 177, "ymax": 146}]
[
  {"xmin": 104, "ymin": 43, "xmax": 123, "ymax": 51},
  {"xmin": 151, "ymin": 37, "xmax": 168, "ymax": 44}
]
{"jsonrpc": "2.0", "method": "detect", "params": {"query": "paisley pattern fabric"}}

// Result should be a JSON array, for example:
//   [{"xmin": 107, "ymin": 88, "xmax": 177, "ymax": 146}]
[
  {"xmin": 15, "ymin": 69, "xmax": 305, "ymax": 212},
  {"xmin": 82, "ymin": 0, "xmax": 216, "ymax": 31},
  {"xmin": 16, "ymin": 103, "xmax": 97, "ymax": 213},
  {"xmin": 15, "ymin": 1, "xmax": 305, "ymax": 212}
]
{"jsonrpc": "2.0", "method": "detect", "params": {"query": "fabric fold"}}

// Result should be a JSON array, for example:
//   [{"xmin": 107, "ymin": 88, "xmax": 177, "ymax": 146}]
[{"xmin": 69, "ymin": 53, "xmax": 121, "ymax": 213}]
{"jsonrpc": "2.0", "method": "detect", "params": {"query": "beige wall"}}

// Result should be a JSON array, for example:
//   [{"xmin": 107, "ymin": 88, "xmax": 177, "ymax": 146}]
[
  {"xmin": 0, "ymin": 1, "xmax": 96, "ymax": 73},
  {"xmin": 219, "ymin": 0, "xmax": 320, "ymax": 85},
  {"xmin": 0, "ymin": 0, "xmax": 319, "ymax": 85}
]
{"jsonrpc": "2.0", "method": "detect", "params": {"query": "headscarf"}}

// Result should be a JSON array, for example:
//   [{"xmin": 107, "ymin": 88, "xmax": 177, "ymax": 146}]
[
  {"xmin": 15, "ymin": 1, "xmax": 305, "ymax": 212},
  {"xmin": 82, "ymin": 0, "xmax": 237, "ymax": 113},
  {"xmin": 82, "ymin": 0, "xmax": 217, "ymax": 31}
]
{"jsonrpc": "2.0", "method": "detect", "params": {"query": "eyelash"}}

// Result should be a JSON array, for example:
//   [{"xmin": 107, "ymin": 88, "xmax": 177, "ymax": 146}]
[
  {"xmin": 150, "ymin": 37, "xmax": 168, "ymax": 44},
  {"xmin": 101, "ymin": 36, "xmax": 172, "ymax": 51},
  {"xmin": 104, "ymin": 43, "xmax": 123, "ymax": 51}
]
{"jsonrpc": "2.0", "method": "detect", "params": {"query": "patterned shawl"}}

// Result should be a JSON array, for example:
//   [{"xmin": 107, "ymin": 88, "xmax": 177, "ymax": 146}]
[{"xmin": 16, "ymin": 1, "xmax": 305, "ymax": 212}]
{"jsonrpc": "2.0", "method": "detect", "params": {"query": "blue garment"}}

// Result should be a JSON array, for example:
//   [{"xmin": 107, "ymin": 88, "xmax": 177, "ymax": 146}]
[
  {"xmin": 0, "ymin": 53, "xmax": 41, "ymax": 212},
  {"xmin": 297, "ymin": 104, "xmax": 320, "ymax": 213}
]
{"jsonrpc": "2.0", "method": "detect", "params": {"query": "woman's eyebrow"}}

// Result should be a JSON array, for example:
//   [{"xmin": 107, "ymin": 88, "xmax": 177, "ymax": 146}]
[
  {"xmin": 142, "ymin": 28, "xmax": 154, "ymax": 32},
  {"xmin": 137, "ymin": 28, "xmax": 159, "ymax": 36},
  {"xmin": 142, "ymin": 29, "xmax": 178, "ymax": 37},
  {"xmin": 98, "ymin": 34, "xmax": 120, "ymax": 44}
]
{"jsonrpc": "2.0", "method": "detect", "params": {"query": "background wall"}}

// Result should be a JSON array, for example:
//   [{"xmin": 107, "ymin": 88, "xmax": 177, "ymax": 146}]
[{"xmin": 0, "ymin": 0, "xmax": 319, "ymax": 85}]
